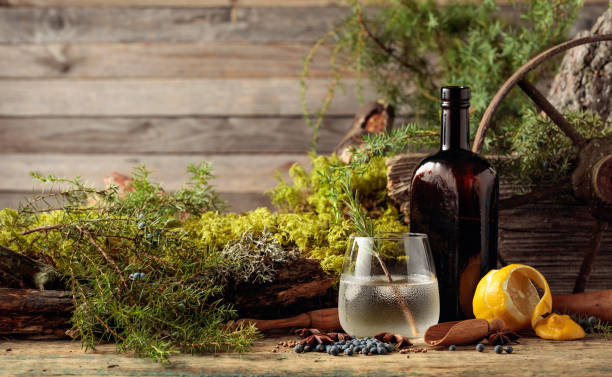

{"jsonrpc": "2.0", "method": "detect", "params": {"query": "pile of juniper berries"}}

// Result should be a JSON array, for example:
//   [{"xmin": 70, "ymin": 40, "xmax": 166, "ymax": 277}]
[{"xmin": 294, "ymin": 337, "xmax": 395, "ymax": 356}]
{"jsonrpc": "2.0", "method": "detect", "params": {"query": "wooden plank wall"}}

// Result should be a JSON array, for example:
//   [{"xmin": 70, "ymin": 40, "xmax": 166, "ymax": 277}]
[
  {"xmin": 0, "ymin": 1, "xmax": 607, "ymax": 212},
  {"xmin": 0, "ymin": 1, "xmax": 373, "ymax": 212}
]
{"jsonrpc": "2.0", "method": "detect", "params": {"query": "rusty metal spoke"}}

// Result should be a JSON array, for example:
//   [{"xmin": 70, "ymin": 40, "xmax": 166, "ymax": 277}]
[
  {"xmin": 517, "ymin": 79, "xmax": 586, "ymax": 147},
  {"xmin": 473, "ymin": 34, "xmax": 612, "ymax": 154},
  {"xmin": 573, "ymin": 220, "xmax": 609, "ymax": 293}
]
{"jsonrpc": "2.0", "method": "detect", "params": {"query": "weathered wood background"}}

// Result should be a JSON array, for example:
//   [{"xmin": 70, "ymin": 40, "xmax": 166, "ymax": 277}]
[
  {"xmin": 0, "ymin": 1, "xmax": 610, "ymax": 293},
  {"xmin": 0, "ymin": 0, "xmax": 607, "ymax": 210}
]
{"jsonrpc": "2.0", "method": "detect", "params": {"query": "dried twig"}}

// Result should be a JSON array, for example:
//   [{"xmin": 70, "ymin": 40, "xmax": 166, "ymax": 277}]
[
  {"xmin": 78, "ymin": 226, "xmax": 128, "ymax": 290},
  {"xmin": 356, "ymin": 8, "xmax": 424, "ymax": 76}
]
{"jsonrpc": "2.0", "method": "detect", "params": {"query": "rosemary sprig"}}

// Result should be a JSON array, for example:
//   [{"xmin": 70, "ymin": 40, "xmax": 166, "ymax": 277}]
[{"xmin": 339, "ymin": 171, "xmax": 418, "ymax": 336}]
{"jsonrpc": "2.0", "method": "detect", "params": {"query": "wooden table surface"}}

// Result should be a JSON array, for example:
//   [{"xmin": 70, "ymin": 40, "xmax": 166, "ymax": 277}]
[{"xmin": 0, "ymin": 334, "xmax": 610, "ymax": 377}]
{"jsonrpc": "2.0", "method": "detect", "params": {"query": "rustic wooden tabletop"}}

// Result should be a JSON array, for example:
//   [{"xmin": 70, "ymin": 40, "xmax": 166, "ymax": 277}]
[{"xmin": 0, "ymin": 334, "xmax": 610, "ymax": 376}]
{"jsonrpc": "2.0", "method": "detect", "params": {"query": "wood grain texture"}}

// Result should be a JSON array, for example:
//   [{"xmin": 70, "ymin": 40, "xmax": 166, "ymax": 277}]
[
  {"xmin": 0, "ymin": 43, "xmax": 337, "ymax": 79},
  {"xmin": 0, "ymin": 0, "xmax": 364, "ymax": 6},
  {"xmin": 1, "ymin": 0, "xmax": 607, "ymax": 7},
  {"xmin": 0, "ymin": 153, "xmax": 311, "ymax": 193},
  {"xmin": 0, "ymin": 7, "xmax": 348, "ymax": 44},
  {"xmin": 0, "ymin": 79, "xmax": 373, "ymax": 116},
  {"xmin": 0, "ymin": 4, "xmax": 604, "ymax": 45},
  {"xmin": 0, "ymin": 289, "xmax": 72, "ymax": 314},
  {"xmin": 0, "ymin": 336, "xmax": 611, "ymax": 376},
  {"xmin": 0, "ymin": 116, "xmax": 350, "ymax": 154},
  {"xmin": 499, "ymin": 200, "xmax": 612, "ymax": 293}
]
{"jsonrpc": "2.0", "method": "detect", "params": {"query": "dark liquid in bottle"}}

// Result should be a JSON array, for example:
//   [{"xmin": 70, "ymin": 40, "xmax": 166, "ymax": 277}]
[{"xmin": 409, "ymin": 86, "xmax": 498, "ymax": 322}]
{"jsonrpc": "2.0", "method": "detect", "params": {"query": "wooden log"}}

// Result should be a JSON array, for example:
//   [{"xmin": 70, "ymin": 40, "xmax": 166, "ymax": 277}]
[
  {"xmin": 0, "ymin": 314, "xmax": 71, "ymax": 338},
  {"xmin": 228, "ymin": 258, "xmax": 337, "ymax": 318},
  {"xmin": 0, "ymin": 258, "xmax": 337, "ymax": 337},
  {"xmin": 0, "ymin": 246, "xmax": 60, "ymax": 290},
  {"xmin": 385, "ymin": 154, "xmax": 423, "ymax": 214},
  {"xmin": 0, "ymin": 288, "xmax": 72, "ymax": 338},
  {"xmin": 0, "ymin": 259, "xmax": 336, "ymax": 335},
  {"xmin": 0, "ymin": 78, "xmax": 372, "ymax": 117},
  {"xmin": 0, "ymin": 288, "xmax": 72, "ymax": 313}
]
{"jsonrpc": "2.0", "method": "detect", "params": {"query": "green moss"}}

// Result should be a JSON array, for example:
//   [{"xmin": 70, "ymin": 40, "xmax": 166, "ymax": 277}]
[
  {"xmin": 266, "ymin": 154, "xmax": 406, "ymax": 274},
  {"xmin": 180, "ymin": 155, "xmax": 407, "ymax": 276}
]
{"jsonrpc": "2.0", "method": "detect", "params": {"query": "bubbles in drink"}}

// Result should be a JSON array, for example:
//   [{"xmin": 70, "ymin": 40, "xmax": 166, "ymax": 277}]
[{"xmin": 338, "ymin": 274, "xmax": 440, "ymax": 338}]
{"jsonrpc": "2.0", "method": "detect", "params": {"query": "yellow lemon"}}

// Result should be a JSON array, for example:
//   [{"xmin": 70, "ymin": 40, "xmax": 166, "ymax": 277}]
[
  {"xmin": 472, "ymin": 264, "xmax": 552, "ymax": 331},
  {"xmin": 535, "ymin": 314, "xmax": 586, "ymax": 340}
]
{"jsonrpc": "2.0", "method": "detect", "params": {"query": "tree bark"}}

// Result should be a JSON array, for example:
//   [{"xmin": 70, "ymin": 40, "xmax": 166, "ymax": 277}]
[
  {"xmin": 548, "ymin": 9, "xmax": 612, "ymax": 121},
  {"xmin": 0, "ymin": 246, "xmax": 61, "ymax": 290},
  {"xmin": 0, "ymin": 288, "xmax": 73, "ymax": 338},
  {"xmin": 333, "ymin": 100, "xmax": 395, "ymax": 163},
  {"xmin": 226, "ymin": 258, "xmax": 337, "ymax": 318},
  {"xmin": 0, "ymin": 258, "xmax": 337, "ymax": 336}
]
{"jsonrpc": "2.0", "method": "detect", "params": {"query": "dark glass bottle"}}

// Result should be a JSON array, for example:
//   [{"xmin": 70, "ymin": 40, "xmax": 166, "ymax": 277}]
[{"xmin": 409, "ymin": 86, "xmax": 498, "ymax": 322}]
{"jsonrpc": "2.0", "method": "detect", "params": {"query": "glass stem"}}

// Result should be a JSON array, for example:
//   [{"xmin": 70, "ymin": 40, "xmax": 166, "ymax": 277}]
[{"xmin": 373, "ymin": 252, "xmax": 418, "ymax": 336}]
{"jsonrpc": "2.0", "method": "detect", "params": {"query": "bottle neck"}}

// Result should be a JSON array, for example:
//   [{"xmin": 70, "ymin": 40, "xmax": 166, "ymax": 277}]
[{"xmin": 441, "ymin": 105, "xmax": 470, "ymax": 151}]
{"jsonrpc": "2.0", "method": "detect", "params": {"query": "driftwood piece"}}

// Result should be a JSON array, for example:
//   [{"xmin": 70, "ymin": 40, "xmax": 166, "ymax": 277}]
[
  {"xmin": 0, "ymin": 246, "xmax": 60, "ymax": 290},
  {"xmin": 227, "ymin": 258, "xmax": 337, "ymax": 318},
  {"xmin": 333, "ymin": 100, "xmax": 394, "ymax": 163},
  {"xmin": 385, "ymin": 154, "xmax": 423, "ymax": 214},
  {"xmin": 0, "ymin": 288, "xmax": 72, "ymax": 338},
  {"xmin": 548, "ymin": 9, "xmax": 612, "ymax": 121}
]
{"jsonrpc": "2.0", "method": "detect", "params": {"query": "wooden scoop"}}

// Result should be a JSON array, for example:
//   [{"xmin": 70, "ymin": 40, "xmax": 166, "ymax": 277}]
[
  {"xmin": 229, "ymin": 308, "xmax": 341, "ymax": 332},
  {"xmin": 424, "ymin": 318, "xmax": 506, "ymax": 347}
]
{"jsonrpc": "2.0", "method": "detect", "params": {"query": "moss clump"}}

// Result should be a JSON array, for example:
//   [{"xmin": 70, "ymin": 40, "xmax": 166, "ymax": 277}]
[{"xmin": 179, "ymin": 154, "xmax": 406, "ymax": 276}]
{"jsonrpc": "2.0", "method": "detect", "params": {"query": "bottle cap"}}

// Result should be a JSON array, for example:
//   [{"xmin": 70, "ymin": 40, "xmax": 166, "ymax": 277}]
[{"xmin": 441, "ymin": 86, "xmax": 470, "ymax": 107}]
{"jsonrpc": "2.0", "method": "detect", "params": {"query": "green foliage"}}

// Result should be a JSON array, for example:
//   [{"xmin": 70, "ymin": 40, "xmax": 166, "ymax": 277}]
[
  {"xmin": 182, "ymin": 154, "xmax": 406, "ymax": 276},
  {"xmin": 354, "ymin": 124, "xmax": 440, "ymax": 162},
  {"xmin": 271, "ymin": 155, "xmax": 391, "ymax": 220},
  {"xmin": 498, "ymin": 110, "xmax": 612, "ymax": 189},
  {"xmin": 303, "ymin": 0, "xmax": 583, "ymax": 153},
  {"xmin": 1, "ymin": 154, "xmax": 406, "ymax": 364},
  {"xmin": 268, "ymin": 154, "xmax": 407, "ymax": 272},
  {"xmin": 0, "ymin": 164, "xmax": 259, "ymax": 364}
]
